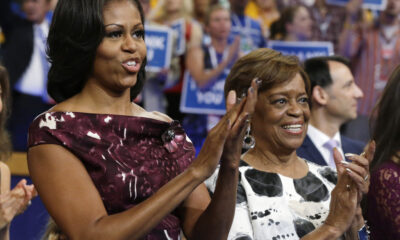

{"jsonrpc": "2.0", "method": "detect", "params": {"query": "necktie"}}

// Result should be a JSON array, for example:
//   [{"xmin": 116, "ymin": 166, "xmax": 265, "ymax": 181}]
[
  {"xmin": 323, "ymin": 139, "xmax": 339, "ymax": 169},
  {"xmin": 36, "ymin": 25, "xmax": 50, "ymax": 103}
]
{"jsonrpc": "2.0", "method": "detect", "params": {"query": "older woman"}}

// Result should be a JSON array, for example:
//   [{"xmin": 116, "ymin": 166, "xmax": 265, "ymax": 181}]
[
  {"xmin": 27, "ymin": 0, "xmax": 258, "ymax": 239},
  {"xmin": 206, "ymin": 48, "xmax": 373, "ymax": 239},
  {"xmin": 366, "ymin": 64, "xmax": 400, "ymax": 239}
]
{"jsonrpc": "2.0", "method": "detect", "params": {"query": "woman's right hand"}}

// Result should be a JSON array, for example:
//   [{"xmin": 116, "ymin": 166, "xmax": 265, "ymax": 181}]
[{"xmin": 189, "ymin": 79, "xmax": 259, "ymax": 180}]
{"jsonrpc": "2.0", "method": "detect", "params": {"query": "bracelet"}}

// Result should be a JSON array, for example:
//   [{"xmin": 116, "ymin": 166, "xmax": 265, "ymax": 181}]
[{"xmin": 358, "ymin": 221, "xmax": 370, "ymax": 240}]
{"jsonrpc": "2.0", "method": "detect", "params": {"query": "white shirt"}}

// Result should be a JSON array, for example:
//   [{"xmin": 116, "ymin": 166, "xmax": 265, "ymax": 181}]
[
  {"xmin": 15, "ymin": 20, "xmax": 49, "ymax": 96},
  {"xmin": 307, "ymin": 124, "xmax": 345, "ymax": 169}
]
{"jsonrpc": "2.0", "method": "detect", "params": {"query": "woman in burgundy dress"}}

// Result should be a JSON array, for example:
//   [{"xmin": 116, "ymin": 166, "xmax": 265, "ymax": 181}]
[
  {"xmin": 27, "ymin": 0, "xmax": 259, "ymax": 239},
  {"xmin": 367, "ymin": 64, "xmax": 400, "ymax": 240}
]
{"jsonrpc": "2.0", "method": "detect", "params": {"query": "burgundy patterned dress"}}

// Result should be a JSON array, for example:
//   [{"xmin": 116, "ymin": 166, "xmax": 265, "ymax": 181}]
[{"xmin": 28, "ymin": 112, "xmax": 195, "ymax": 240}]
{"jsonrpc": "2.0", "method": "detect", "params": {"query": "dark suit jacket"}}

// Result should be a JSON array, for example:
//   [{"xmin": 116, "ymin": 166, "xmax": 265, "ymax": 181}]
[
  {"xmin": 0, "ymin": 0, "xmax": 34, "ymax": 87},
  {"xmin": 297, "ymin": 134, "xmax": 365, "ymax": 166}
]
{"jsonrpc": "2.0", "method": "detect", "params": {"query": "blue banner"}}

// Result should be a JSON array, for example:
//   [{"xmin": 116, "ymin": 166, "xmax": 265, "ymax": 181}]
[
  {"xmin": 267, "ymin": 41, "xmax": 334, "ymax": 62},
  {"xmin": 145, "ymin": 25, "xmax": 173, "ymax": 72},
  {"xmin": 171, "ymin": 18, "xmax": 186, "ymax": 56},
  {"xmin": 180, "ymin": 71, "xmax": 227, "ymax": 115},
  {"xmin": 326, "ymin": 0, "xmax": 387, "ymax": 10}
]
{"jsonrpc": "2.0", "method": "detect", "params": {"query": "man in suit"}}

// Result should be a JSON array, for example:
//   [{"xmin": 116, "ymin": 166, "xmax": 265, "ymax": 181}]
[
  {"xmin": 297, "ymin": 56, "xmax": 365, "ymax": 168},
  {"xmin": 0, "ymin": 0, "xmax": 52, "ymax": 151}
]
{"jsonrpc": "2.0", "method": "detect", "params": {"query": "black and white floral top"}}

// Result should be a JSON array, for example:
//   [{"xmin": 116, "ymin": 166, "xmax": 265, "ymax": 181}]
[{"xmin": 205, "ymin": 159, "xmax": 337, "ymax": 240}]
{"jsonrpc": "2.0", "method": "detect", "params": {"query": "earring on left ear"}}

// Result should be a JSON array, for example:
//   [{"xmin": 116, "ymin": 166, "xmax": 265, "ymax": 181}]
[{"xmin": 242, "ymin": 121, "xmax": 255, "ymax": 149}]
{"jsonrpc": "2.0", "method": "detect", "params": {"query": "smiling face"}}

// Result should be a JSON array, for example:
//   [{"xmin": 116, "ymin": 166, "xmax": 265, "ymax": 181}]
[
  {"xmin": 89, "ymin": 0, "xmax": 146, "ymax": 96},
  {"xmin": 252, "ymin": 73, "xmax": 310, "ymax": 152}
]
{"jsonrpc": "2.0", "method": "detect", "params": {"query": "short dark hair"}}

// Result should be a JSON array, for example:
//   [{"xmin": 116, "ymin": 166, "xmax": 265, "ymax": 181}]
[
  {"xmin": 224, "ymin": 48, "xmax": 310, "ymax": 99},
  {"xmin": 303, "ymin": 55, "xmax": 351, "ymax": 91},
  {"xmin": 47, "ymin": 0, "xmax": 146, "ymax": 103},
  {"xmin": 370, "ymin": 64, "xmax": 400, "ymax": 170}
]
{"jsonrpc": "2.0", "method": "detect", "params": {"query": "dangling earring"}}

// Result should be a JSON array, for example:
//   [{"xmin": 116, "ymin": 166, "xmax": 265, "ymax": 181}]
[{"xmin": 243, "ymin": 122, "xmax": 255, "ymax": 149}]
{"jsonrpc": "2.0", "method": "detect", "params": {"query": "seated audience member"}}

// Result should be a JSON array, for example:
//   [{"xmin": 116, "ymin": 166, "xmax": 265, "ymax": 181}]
[
  {"xmin": 0, "ymin": 0, "xmax": 52, "ymax": 151},
  {"xmin": 206, "ymin": 48, "xmax": 373, "ymax": 240},
  {"xmin": 229, "ymin": 0, "xmax": 266, "ymax": 54},
  {"xmin": 270, "ymin": 4, "xmax": 313, "ymax": 41},
  {"xmin": 297, "ymin": 56, "xmax": 365, "ymax": 169},
  {"xmin": 27, "ymin": 0, "xmax": 259, "ymax": 239},
  {"xmin": 184, "ymin": 4, "xmax": 240, "ymax": 153},
  {"xmin": 0, "ymin": 66, "xmax": 37, "ymax": 240},
  {"xmin": 366, "ymin": 64, "xmax": 400, "ymax": 240}
]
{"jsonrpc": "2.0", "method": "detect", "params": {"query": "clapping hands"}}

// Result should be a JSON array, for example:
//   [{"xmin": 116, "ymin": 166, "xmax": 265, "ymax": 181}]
[
  {"xmin": 190, "ymin": 78, "xmax": 259, "ymax": 180},
  {"xmin": 323, "ymin": 141, "xmax": 375, "ymax": 236},
  {"xmin": 0, "ymin": 179, "xmax": 37, "ymax": 229}
]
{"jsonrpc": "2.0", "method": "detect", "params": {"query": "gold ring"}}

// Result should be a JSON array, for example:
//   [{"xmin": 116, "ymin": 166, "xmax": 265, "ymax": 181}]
[{"xmin": 360, "ymin": 152, "xmax": 366, "ymax": 157}]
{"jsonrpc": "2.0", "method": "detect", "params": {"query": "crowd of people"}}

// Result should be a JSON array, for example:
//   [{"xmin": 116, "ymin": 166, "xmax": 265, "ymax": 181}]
[{"xmin": 0, "ymin": 0, "xmax": 399, "ymax": 239}]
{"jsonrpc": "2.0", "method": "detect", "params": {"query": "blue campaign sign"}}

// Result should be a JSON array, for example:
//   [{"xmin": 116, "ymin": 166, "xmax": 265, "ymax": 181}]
[
  {"xmin": 180, "ymin": 71, "xmax": 227, "ymax": 115},
  {"xmin": 326, "ymin": 0, "xmax": 387, "ymax": 10},
  {"xmin": 267, "ymin": 41, "xmax": 334, "ymax": 62},
  {"xmin": 170, "ymin": 18, "xmax": 186, "ymax": 56},
  {"xmin": 145, "ymin": 25, "xmax": 173, "ymax": 72}
]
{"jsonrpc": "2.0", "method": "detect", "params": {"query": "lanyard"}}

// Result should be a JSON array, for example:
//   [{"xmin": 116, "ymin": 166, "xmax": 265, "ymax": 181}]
[{"xmin": 208, "ymin": 45, "xmax": 228, "ymax": 69}]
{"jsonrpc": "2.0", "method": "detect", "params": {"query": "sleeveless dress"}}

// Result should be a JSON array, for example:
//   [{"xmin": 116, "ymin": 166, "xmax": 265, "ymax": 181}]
[
  {"xmin": 205, "ymin": 160, "xmax": 336, "ymax": 240},
  {"xmin": 28, "ymin": 112, "xmax": 195, "ymax": 240}
]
